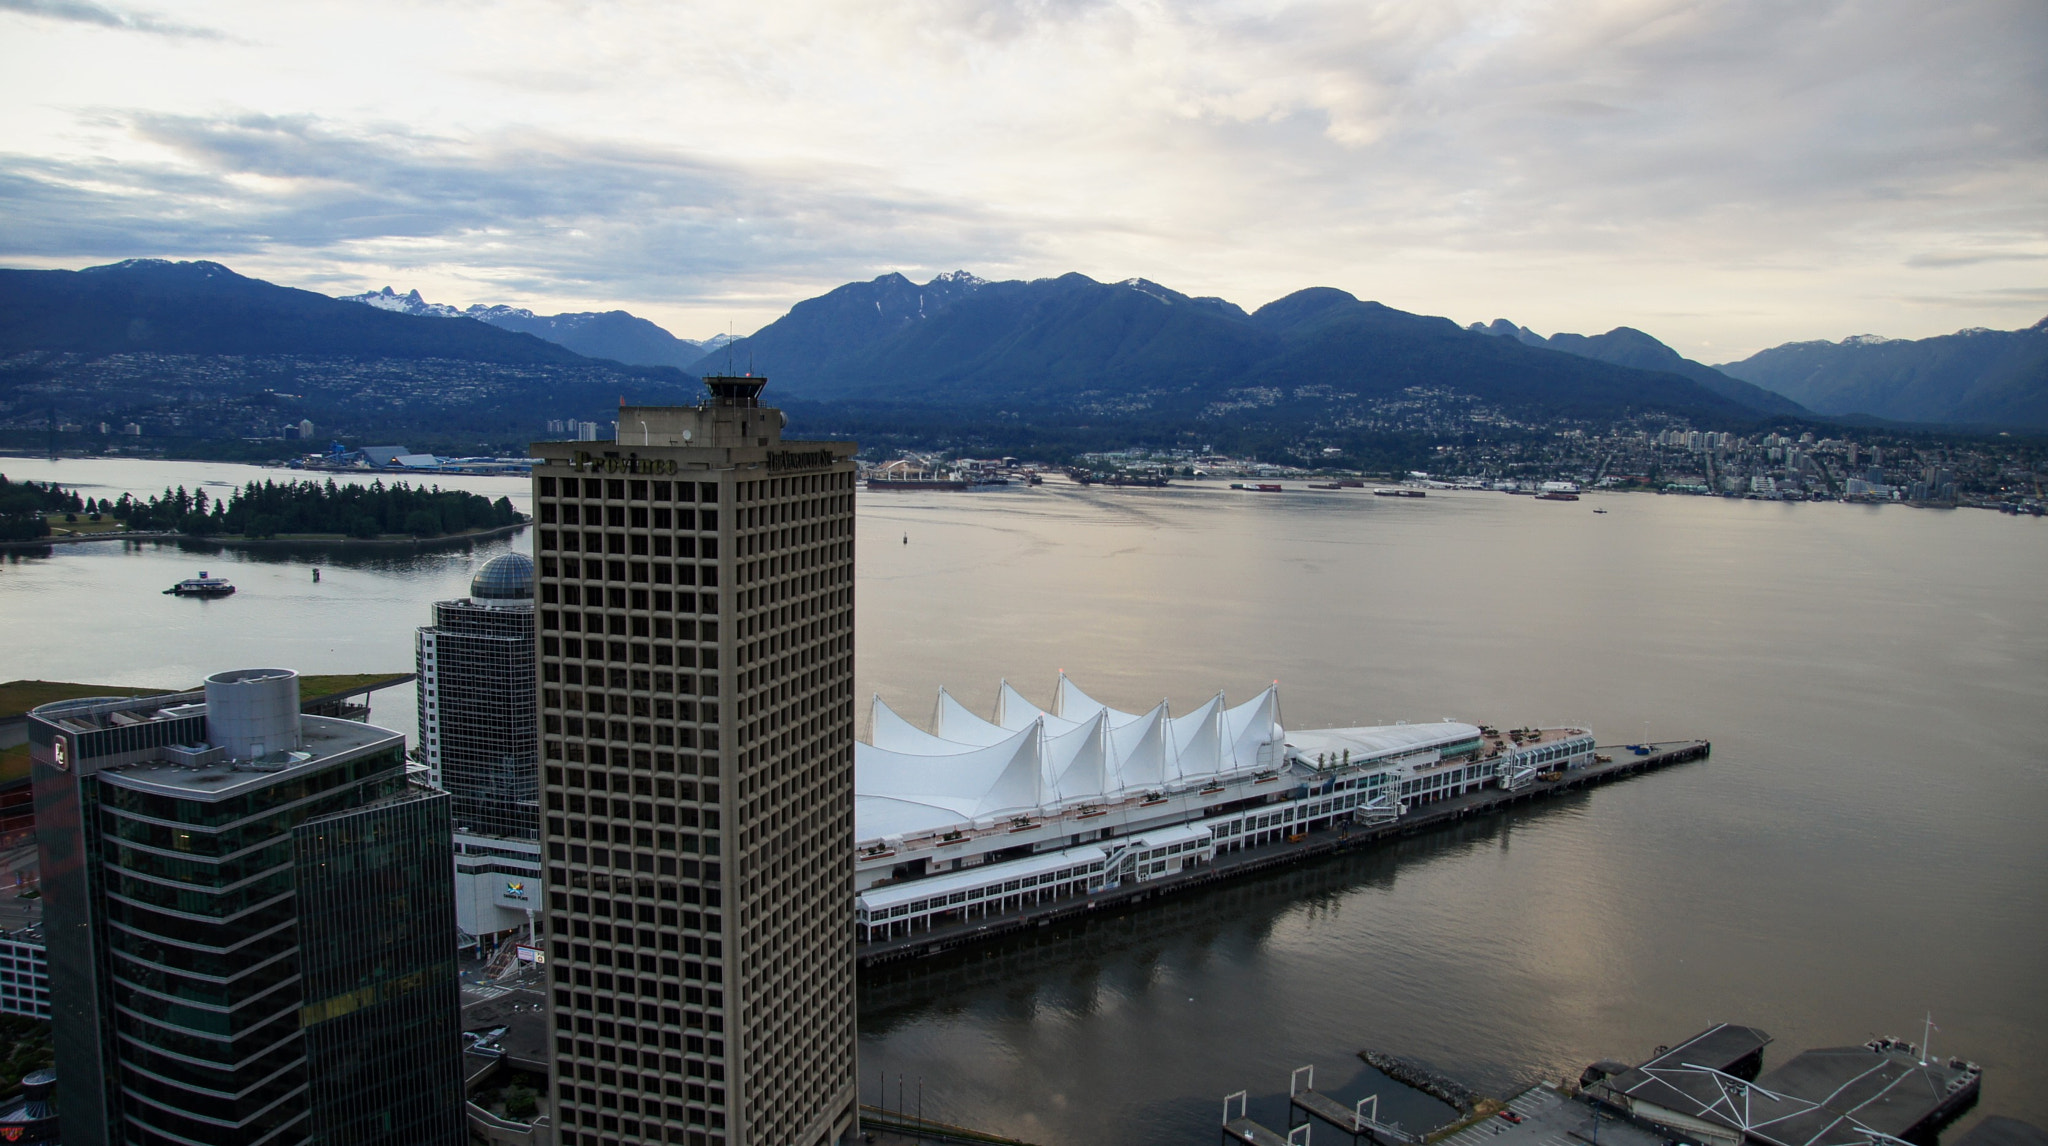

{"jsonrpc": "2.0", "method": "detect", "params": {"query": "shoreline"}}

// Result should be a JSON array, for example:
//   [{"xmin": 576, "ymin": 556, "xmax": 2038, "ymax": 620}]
[{"xmin": 0, "ymin": 519, "xmax": 529, "ymax": 553}]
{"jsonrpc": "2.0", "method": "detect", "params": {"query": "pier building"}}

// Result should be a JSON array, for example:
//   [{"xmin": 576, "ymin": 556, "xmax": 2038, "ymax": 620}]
[
  {"xmin": 531, "ymin": 377, "xmax": 860, "ymax": 1146},
  {"xmin": 852, "ymin": 677, "xmax": 1594, "ymax": 943},
  {"xmin": 415, "ymin": 551, "xmax": 545, "ymax": 944},
  {"xmin": 26, "ymin": 668, "xmax": 464, "ymax": 1146},
  {"xmin": 1583, "ymin": 1023, "xmax": 1982, "ymax": 1146}
]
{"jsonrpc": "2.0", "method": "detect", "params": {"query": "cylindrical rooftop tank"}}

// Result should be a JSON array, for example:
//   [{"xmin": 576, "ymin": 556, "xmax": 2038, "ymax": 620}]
[{"xmin": 205, "ymin": 668, "xmax": 301, "ymax": 760}]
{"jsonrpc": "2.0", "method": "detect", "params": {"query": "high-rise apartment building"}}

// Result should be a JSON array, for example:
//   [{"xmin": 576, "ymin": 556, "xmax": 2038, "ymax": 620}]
[
  {"xmin": 28, "ymin": 668, "xmax": 464, "ymax": 1146},
  {"xmin": 532, "ymin": 377, "xmax": 858, "ymax": 1146},
  {"xmin": 417, "ymin": 552, "xmax": 545, "ymax": 941}
]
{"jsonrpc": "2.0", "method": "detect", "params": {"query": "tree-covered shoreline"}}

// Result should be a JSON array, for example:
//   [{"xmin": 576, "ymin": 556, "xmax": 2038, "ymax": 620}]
[
  {"xmin": 108, "ymin": 478, "xmax": 523, "ymax": 539},
  {"xmin": 0, "ymin": 475, "xmax": 88, "ymax": 540}
]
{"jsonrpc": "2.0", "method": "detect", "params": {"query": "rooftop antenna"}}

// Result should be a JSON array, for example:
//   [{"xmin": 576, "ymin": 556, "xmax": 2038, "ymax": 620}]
[{"xmin": 726, "ymin": 323, "xmax": 735, "ymax": 376}]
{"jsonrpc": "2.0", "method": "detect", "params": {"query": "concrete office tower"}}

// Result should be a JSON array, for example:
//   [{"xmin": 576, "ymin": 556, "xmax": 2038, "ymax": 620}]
[
  {"xmin": 532, "ymin": 377, "xmax": 858, "ymax": 1146},
  {"xmin": 418, "ymin": 552, "xmax": 544, "ymax": 941},
  {"xmin": 28, "ymin": 668, "xmax": 464, "ymax": 1146}
]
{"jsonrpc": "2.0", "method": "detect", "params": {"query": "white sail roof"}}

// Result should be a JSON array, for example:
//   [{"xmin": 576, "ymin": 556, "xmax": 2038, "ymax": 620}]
[{"xmin": 856, "ymin": 678, "xmax": 1286, "ymax": 843}]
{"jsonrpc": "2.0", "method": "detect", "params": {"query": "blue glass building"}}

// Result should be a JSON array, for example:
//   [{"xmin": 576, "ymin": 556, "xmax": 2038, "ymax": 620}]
[{"xmin": 29, "ymin": 668, "xmax": 464, "ymax": 1146}]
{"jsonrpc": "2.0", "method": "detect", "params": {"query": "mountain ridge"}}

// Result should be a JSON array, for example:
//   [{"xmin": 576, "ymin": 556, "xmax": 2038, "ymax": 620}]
[
  {"xmin": 1467, "ymin": 319, "xmax": 1808, "ymax": 416},
  {"xmin": 699, "ymin": 271, "xmax": 1762, "ymax": 426},
  {"xmin": 1715, "ymin": 317, "xmax": 2048, "ymax": 428},
  {"xmin": 339, "ymin": 285, "xmax": 730, "ymax": 370}
]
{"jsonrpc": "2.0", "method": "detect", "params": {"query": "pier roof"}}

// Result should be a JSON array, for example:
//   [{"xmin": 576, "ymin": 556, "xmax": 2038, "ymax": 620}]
[{"xmin": 856, "ymin": 675, "xmax": 1282, "ymax": 842}]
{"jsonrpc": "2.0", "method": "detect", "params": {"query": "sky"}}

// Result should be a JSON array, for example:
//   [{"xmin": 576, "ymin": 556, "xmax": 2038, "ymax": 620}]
[{"xmin": 1, "ymin": 0, "xmax": 2043, "ymax": 361}]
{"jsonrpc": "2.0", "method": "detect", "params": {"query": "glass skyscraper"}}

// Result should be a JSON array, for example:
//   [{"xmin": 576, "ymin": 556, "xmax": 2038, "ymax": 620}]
[
  {"xmin": 417, "ymin": 553, "xmax": 546, "ymax": 943},
  {"xmin": 28, "ymin": 668, "xmax": 464, "ymax": 1146}
]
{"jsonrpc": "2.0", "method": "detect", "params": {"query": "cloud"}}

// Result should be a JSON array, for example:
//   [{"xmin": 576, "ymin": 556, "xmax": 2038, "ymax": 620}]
[
  {"xmin": 0, "ymin": 0, "xmax": 2043, "ymax": 347},
  {"xmin": 0, "ymin": 0, "xmax": 222, "ymax": 38},
  {"xmin": 0, "ymin": 113, "xmax": 1038, "ymax": 309},
  {"xmin": 1906, "ymin": 251, "xmax": 2048, "ymax": 269}
]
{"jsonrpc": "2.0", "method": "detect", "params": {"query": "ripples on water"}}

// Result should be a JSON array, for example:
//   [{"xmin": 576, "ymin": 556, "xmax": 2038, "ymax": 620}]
[{"xmin": 3, "ymin": 458, "xmax": 2044, "ymax": 1142}]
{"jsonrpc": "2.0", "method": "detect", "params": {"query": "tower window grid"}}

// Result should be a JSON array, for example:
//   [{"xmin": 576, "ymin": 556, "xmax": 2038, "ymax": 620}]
[{"xmin": 533, "ymin": 454, "xmax": 858, "ymax": 1146}]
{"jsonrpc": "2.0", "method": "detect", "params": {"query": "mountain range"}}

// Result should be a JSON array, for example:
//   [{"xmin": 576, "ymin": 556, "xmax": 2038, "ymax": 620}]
[
  {"xmin": 1466, "ymin": 320, "xmax": 1809, "ymax": 416},
  {"xmin": 0, "ymin": 260, "xmax": 696, "ymax": 445},
  {"xmin": 5, "ymin": 259, "xmax": 2042, "ymax": 456},
  {"xmin": 341, "ymin": 286, "xmax": 731, "ymax": 370},
  {"xmin": 685, "ymin": 271, "xmax": 1766, "ymax": 426},
  {"xmin": 1715, "ymin": 320, "xmax": 2048, "ymax": 428}
]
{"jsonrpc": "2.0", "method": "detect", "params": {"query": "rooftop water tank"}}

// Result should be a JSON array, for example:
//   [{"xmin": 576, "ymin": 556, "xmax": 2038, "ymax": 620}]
[{"xmin": 205, "ymin": 668, "xmax": 301, "ymax": 760}]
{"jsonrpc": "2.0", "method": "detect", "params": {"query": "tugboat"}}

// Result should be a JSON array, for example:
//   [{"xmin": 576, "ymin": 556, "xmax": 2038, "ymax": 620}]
[{"xmin": 164, "ymin": 571, "xmax": 235, "ymax": 598}]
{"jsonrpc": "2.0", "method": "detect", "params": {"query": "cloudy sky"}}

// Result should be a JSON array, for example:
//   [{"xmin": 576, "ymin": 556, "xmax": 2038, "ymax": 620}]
[{"xmin": 2, "ymin": 0, "xmax": 2042, "ymax": 359}]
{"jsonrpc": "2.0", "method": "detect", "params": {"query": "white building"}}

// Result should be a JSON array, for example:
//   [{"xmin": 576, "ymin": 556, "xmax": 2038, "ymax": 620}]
[{"xmin": 851, "ymin": 677, "xmax": 1594, "ymax": 944}]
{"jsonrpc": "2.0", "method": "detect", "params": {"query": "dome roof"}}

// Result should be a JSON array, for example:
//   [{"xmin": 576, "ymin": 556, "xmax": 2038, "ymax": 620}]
[{"xmin": 470, "ymin": 552, "xmax": 534, "ymax": 600}]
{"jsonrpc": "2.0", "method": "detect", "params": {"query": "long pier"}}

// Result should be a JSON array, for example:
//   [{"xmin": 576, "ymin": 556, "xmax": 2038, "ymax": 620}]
[{"xmin": 858, "ymin": 740, "xmax": 1709, "ymax": 969}]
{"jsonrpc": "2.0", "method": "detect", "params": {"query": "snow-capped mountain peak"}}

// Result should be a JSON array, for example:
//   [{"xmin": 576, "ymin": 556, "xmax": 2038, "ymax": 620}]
[{"xmin": 340, "ymin": 286, "xmax": 464, "ymax": 318}]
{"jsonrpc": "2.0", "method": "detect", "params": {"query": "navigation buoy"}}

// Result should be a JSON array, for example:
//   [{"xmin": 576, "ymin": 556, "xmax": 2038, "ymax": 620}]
[{"xmin": 312, "ymin": 568, "xmax": 321, "ymax": 582}]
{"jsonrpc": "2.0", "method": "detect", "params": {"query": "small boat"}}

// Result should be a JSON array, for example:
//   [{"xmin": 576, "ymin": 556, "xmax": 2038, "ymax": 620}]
[
  {"xmin": 1592, "ymin": 507, "xmax": 1608, "ymax": 514},
  {"xmin": 1076, "ymin": 806, "xmax": 1108, "ymax": 819},
  {"xmin": 164, "ymin": 571, "xmax": 235, "ymax": 597},
  {"xmin": 1374, "ymin": 488, "xmax": 1425, "ymax": 498},
  {"xmin": 1198, "ymin": 783, "xmax": 1226, "ymax": 795},
  {"xmin": 1140, "ymin": 792, "xmax": 1169, "ymax": 806}
]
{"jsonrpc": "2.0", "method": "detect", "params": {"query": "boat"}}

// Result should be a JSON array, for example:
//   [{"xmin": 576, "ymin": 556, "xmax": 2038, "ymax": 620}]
[
  {"xmin": 1592, "ymin": 507, "xmax": 1608, "ymax": 514},
  {"xmin": 1536, "ymin": 491, "xmax": 1580, "ymax": 501},
  {"xmin": 1374, "ymin": 488, "xmax": 1425, "ymax": 498},
  {"xmin": 1140, "ymin": 792, "xmax": 1169, "ymax": 806},
  {"xmin": 1255, "ymin": 483, "xmax": 1283, "ymax": 492},
  {"xmin": 1076, "ymin": 806, "xmax": 1108, "ymax": 819},
  {"xmin": 164, "ymin": 571, "xmax": 235, "ymax": 598},
  {"xmin": 866, "ymin": 476, "xmax": 969, "ymax": 491},
  {"xmin": 1308, "ymin": 482, "xmax": 1342, "ymax": 490}
]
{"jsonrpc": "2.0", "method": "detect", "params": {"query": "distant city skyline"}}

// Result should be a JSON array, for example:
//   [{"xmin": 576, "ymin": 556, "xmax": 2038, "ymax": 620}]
[{"xmin": 0, "ymin": 0, "xmax": 2041, "ymax": 361}]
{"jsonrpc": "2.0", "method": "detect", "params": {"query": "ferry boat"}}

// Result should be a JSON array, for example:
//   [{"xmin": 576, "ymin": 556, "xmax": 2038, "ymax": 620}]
[
  {"xmin": 164, "ymin": 571, "xmax": 235, "ymax": 598},
  {"xmin": 866, "ymin": 476, "xmax": 969, "ymax": 491}
]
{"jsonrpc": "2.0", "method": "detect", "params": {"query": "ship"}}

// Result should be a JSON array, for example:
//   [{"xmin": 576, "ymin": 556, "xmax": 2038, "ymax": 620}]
[
  {"xmin": 1536, "ymin": 491, "xmax": 1580, "ymax": 501},
  {"xmin": 164, "ymin": 571, "xmax": 236, "ymax": 598},
  {"xmin": 1374, "ymin": 488, "xmax": 1426, "ymax": 498},
  {"xmin": 866, "ymin": 475, "xmax": 970, "ymax": 491}
]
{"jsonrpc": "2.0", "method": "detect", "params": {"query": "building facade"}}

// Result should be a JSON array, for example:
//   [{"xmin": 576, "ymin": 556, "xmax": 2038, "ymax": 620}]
[
  {"xmin": 0, "ymin": 925, "xmax": 48, "ymax": 1019},
  {"xmin": 532, "ymin": 378, "xmax": 859, "ymax": 1146},
  {"xmin": 417, "ymin": 552, "xmax": 545, "ymax": 941},
  {"xmin": 28, "ymin": 668, "xmax": 465, "ymax": 1146}
]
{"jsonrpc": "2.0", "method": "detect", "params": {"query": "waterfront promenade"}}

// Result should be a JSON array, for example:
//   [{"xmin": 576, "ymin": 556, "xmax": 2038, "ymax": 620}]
[{"xmin": 856, "ymin": 739, "xmax": 1710, "ymax": 968}]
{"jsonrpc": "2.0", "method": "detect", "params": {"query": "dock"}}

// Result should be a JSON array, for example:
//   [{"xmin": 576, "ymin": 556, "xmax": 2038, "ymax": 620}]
[
  {"xmin": 1438, "ymin": 1084, "xmax": 1662, "ymax": 1146},
  {"xmin": 858, "ymin": 739, "xmax": 1710, "ymax": 968},
  {"xmin": 1287, "ymin": 1065, "xmax": 1420, "ymax": 1145}
]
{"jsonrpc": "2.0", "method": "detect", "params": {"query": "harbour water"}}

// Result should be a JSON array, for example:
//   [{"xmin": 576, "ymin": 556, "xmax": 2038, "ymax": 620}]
[{"xmin": 2, "ymin": 457, "xmax": 2044, "ymax": 1142}]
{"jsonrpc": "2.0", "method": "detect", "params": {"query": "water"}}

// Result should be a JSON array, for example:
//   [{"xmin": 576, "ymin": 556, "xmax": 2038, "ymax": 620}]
[{"xmin": 4, "ymin": 457, "xmax": 2045, "ymax": 1140}]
